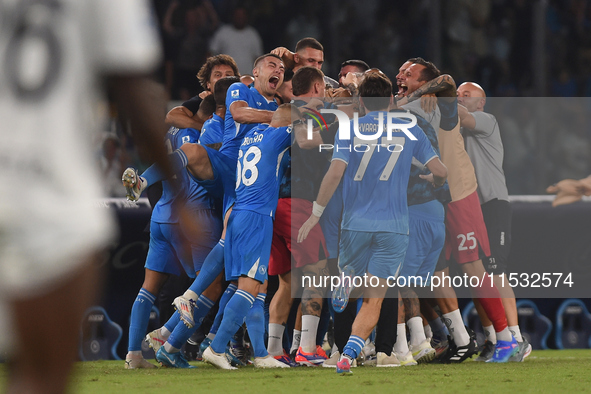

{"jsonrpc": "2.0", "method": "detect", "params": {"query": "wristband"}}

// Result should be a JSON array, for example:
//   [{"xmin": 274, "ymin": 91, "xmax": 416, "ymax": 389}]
[{"xmin": 312, "ymin": 201, "xmax": 325, "ymax": 217}]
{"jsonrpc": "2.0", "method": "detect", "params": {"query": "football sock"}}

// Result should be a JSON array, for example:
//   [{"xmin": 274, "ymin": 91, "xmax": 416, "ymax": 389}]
[
  {"xmin": 333, "ymin": 300, "xmax": 356, "ymax": 353},
  {"xmin": 375, "ymin": 291, "xmax": 397, "ymax": 354},
  {"xmin": 424, "ymin": 324, "xmax": 433, "ymax": 339},
  {"xmin": 167, "ymin": 296, "xmax": 215, "ymax": 350},
  {"xmin": 442, "ymin": 310, "xmax": 470, "ymax": 347},
  {"xmin": 342, "ymin": 335, "xmax": 365, "ymax": 361},
  {"xmin": 245, "ymin": 293, "xmax": 268, "ymax": 358},
  {"xmin": 210, "ymin": 290, "xmax": 254, "ymax": 355},
  {"xmin": 394, "ymin": 323, "xmax": 409, "ymax": 355},
  {"xmin": 206, "ymin": 333, "xmax": 216, "ymax": 340},
  {"xmin": 128, "ymin": 288, "xmax": 155, "ymax": 352},
  {"xmin": 290, "ymin": 330, "xmax": 301, "ymax": 355},
  {"xmin": 316, "ymin": 300, "xmax": 330, "ymax": 346},
  {"xmin": 141, "ymin": 149, "xmax": 188, "ymax": 186},
  {"xmin": 429, "ymin": 317, "xmax": 449, "ymax": 339},
  {"xmin": 164, "ymin": 342, "xmax": 179, "ymax": 353},
  {"xmin": 473, "ymin": 274, "xmax": 508, "ymax": 333},
  {"xmin": 301, "ymin": 315, "xmax": 320, "ymax": 353},
  {"xmin": 209, "ymin": 283, "xmax": 237, "ymax": 335},
  {"xmin": 185, "ymin": 240, "xmax": 225, "ymax": 300},
  {"xmin": 163, "ymin": 313, "xmax": 180, "ymax": 335},
  {"xmin": 509, "ymin": 325, "xmax": 523, "ymax": 342},
  {"xmin": 483, "ymin": 324, "xmax": 497, "ymax": 344},
  {"xmin": 408, "ymin": 316, "xmax": 427, "ymax": 347},
  {"xmin": 496, "ymin": 327, "xmax": 512, "ymax": 342},
  {"xmin": 267, "ymin": 323, "xmax": 285, "ymax": 356}
]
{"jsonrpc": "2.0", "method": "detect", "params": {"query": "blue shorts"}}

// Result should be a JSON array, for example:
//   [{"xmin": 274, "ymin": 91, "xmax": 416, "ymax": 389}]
[
  {"xmin": 145, "ymin": 221, "xmax": 194, "ymax": 278},
  {"xmin": 224, "ymin": 210, "xmax": 273, "ymax": 283},
  {"xmin": 188, "ymin": 147, "xmax": 237, "ymax": 214},
  {"xmin": 179, "ymin": 207, "xmax": 223, "ymax": 273},
  {"xmin": 398, "ymin": 201, "xmax": 445, "ymax": 286},
  {"xmin": 320, "ymin": 182, "xmax": 343, "ymax": 259},
  {"xmin": 339, "ymin": 230, "xmax": 408, "ymax": 279}
]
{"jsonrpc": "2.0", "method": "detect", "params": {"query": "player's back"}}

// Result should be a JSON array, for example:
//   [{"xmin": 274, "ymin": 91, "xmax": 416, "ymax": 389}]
[
  {"xmin": 199, "ymin": 114, "xmax": 224, "ymax": 145},
  {"xmin": 436, "ymin": 97, "xmax": 477, "ymax": 201},
  {"xmin": 219, "ymin": 83, "xmax": 278, "ymax": 161},
  {"xmin": 334, "ymin": 111, "xmax": 437, "ymax": 235},
  {"xmin": 234, "ymin": 124, "xmax": 291, "ymax": 217}
]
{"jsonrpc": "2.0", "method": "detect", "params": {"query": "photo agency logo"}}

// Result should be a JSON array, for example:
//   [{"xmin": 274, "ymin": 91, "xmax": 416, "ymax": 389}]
[{"xmin": 303, "ymin": 107, "xmax": 419, "ymax": 154}]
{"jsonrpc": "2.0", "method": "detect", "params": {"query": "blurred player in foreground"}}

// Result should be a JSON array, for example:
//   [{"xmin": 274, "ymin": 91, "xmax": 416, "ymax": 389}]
[{"xmin": 0, "ymin": 1, "xmax": 168, "ymax": 392}]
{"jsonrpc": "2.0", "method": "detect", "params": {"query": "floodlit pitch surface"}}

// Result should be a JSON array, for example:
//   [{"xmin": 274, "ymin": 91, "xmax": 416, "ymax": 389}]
[{"xmin": 1, "ymin": 350, "xmax": 590, "ymax": 393}]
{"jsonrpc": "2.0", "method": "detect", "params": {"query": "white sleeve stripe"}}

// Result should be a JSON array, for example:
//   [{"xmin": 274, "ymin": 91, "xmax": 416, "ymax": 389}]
[{"xmin": 422, "ymin": 155, "xmax": 438, "ymax": 166}]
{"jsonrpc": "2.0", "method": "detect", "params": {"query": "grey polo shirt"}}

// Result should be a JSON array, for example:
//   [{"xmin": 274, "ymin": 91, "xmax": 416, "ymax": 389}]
[{"xmin": 462, "ymin": 111, "xmax": 509, "ymax": 203}]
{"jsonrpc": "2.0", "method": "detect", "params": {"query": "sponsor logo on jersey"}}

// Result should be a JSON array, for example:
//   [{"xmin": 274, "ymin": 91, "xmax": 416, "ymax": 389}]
[{"xmin": 231, "ymin": 90, "xmax": 239, "ymax": 98}]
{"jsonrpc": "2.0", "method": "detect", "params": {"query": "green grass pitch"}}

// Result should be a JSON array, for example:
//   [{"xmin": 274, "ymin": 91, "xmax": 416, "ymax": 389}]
[{"xmin": 2, "ymin": 350, "xmax": 591, "ymax": 393}]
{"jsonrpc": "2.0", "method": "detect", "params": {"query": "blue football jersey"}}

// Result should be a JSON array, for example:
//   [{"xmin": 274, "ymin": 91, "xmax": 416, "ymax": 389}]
[
  {"xmin": 403, "ymin": 109, "xmax": 445, "ymax": 207},
  {"xmin": 152, "ymin": 127, "xmax": 215, "ymax": 223},
  {"xmin": 332, "ymin": 111, "xmax": 437, "ymax": 234},
  {"xmin": 234, "ymin": 124, "xmax": 292, "ymax": 217},
  {"xmin": 199, "ymin": 114, "xmax": 224, "ymax": 146},
  {"xmin": 219, "ymin": 82, "xmax": 278, "ymax": 161}
]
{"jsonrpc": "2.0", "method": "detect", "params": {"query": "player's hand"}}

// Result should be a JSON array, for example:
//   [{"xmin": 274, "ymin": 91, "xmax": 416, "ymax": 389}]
[
  {"xmin": 546, "ymin": 178, "xmax": 588, "ymax": 207},
  {"xmin": 342, "ymin": 72, "xmax": 360, "ymax": 89},
  {"xmin": 271, "ymin": 47, "xmax": 295, "ymax": 66},
  {"xmin": 199, "ymin": 90, "xmax": 212, "ymax": 99},
  {"xmin": 420, "ymin": 94, "xmax": 437, "ymax": 113},
  {"xmin": 419, "ymin": 173, "xmax": 440, "ymax": 187},
  {"xmin": 271, "ymin": 46, "xmax": 292, "ymax": 58},
  {"xmin": 298, "ymin": 214, "xmax": 320, "ymax": 243}
]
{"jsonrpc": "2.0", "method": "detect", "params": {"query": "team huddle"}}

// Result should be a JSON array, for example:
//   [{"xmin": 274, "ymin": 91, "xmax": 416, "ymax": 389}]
[{"xmin": 122, "ymin": 37, "xmax": 531, "ymax": 373}]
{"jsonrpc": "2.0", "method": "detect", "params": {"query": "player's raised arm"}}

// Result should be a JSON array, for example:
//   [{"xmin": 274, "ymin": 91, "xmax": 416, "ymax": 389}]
[
  {"xmin": 397, "ymin": 74, "xmax": 457, "ymax": 106},
  {"xmin": 297, "ymin": 159, "xmax": 347, "ymax": 243},
  {"xmin": 165, "ymin": 105, "xmax": 205, "ymax": 130},
  {"xmin": 229, "ymin": 100, "xmax": 275, "ymax": 124}
]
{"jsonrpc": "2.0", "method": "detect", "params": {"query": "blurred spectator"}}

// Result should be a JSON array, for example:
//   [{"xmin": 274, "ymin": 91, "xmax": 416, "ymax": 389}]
[
  {"xmin": 99, "ymin": 133, "xmax": 128, "ymax": 198},
  {"xmin": 163, "ymin": 0, "xmax": 219, "ymax": 100},
  {"xmin": 209, "ymin": 6, "xmax": 263, "ymax": 74}
]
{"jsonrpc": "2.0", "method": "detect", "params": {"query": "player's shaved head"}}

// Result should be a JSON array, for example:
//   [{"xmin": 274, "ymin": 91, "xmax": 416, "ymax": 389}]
[
  {"xmin": 458, "ymin": 82, "xmax": 486, "ymax": 97},
  {"xmin": 271, "ymin": 103, "xmax": 299, "ymax": 127},
  {"xmin": 457, "ymin": 82, "xmax": 486, "ymax": 112}
]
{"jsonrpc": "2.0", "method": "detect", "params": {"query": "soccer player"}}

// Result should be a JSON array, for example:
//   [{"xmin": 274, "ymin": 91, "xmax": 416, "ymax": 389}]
[
  {"xmin": 202, "ymin": 104, "xmax": 303, "ymax": 369},
  {"xmin": 390, "ymin": 58, "xmax": 447, "ymax": 364},
  {"xmin": 458, "ymin": 81, "xmax": 531, "ymax": 362},
  {"xmin": 267, "ymin": 67, "xmax": 334, "ymax": 367},
  {"xmin": 0, "ymin": 0, "xmax": 166, "ymax": 391},
  {"xmin": 272, "ymin": 37, "xmax": 340, "ymax": 88},
  {"xmin": 396, "ymin": 70, "xmax": 519, "ymax": 363},
  {"xmin": 338, "ymin": 59, "xmax": 370, "ymax": 87},
  {"xmin": 125, "ymin": 119, "xmax": 222, "ymax": 369},
  {"xmin": 298, "ymin": 72, "xmax": 448, "ymax": 374},
  {"xmin": 165, "ymin": 54, "xmax": 239, "ymax": 130},
  {"xmin": 199, "ymin": 76, "xmax": 241, "ymax": 147}
]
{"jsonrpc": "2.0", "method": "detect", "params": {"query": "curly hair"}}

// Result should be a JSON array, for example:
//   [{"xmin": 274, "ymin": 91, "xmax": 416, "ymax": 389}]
[{"xmin": 196, "ymin": 54, "xmax": 240, "ymax": 90}]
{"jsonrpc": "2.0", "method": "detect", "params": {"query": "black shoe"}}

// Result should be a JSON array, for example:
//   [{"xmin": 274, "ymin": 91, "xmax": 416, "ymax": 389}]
[
  {"xmin": 441, "ymin": 330, "xmax": 478, "ymax": 364},
  {"xmin": 474, "ymin": 340, "xmax": 495, "ymax": 362}
]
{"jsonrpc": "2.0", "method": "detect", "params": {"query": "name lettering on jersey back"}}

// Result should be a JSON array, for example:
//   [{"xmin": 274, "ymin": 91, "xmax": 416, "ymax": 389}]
[
  {"xmin": 309, "ymin": 109, "xmax": 418, "ymax": 142},
  {"xmin": 242, "ymin": 133, "xmax": 264, "ymax": 146}
]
